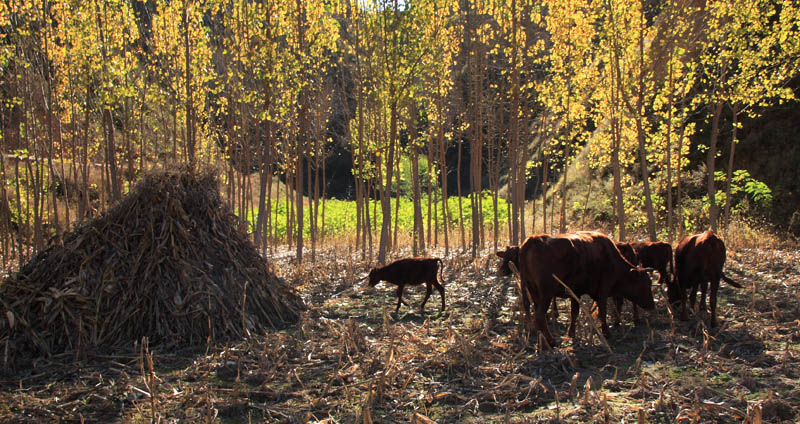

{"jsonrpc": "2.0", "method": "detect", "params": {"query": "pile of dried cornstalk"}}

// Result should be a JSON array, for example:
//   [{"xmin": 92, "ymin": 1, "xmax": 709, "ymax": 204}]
[{"xmin": 0, "ymin": 168, "xmax": 304, "ymax": 364}]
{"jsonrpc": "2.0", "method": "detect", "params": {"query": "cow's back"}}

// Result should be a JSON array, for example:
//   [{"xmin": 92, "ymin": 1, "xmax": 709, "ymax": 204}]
[
  {"xmin": 383, "ymin": 257, "xmax": 437, "ymax": 285},
  {"xmin": 631, "ymin": 241, "xmax": 673, "ymax": 271},
  {"xmin": 522, "ymin": 231, "xmax": 625, "ymax": 296},
  {"xmin": 676, "ymin": 231, "xmax": 725, "ymax": 280}
]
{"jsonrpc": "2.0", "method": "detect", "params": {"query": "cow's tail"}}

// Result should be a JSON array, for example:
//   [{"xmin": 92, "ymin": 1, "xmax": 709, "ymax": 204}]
[
  {"xmin": 437, "ymin": 258, "xmax": 445, "ymax": 284},
  {"xmin": 721, "ymin": 272, "xmax": 742, "ymax": 288}
]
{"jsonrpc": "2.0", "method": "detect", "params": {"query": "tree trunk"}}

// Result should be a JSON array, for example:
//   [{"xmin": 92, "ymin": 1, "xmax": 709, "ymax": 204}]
[
  {"xmin": 635, "ymin": 10, "xmax": 656, "ymax": 241},
  {"xmin": 611, "ymin": 44, "xmax": 626, "ymax": 241},
  {"xmin": 410, "ymin": 105, "xmax": 424, "ymax": 253},
  {"xmin": 707, "ymin": 101, "xmax": 724, "ymax": 232},
  {"xmin": 559, "ymin": 92, "xmax": 571, "ymax": 234},
  {"xmin": 411, "ymin": 143, "xmax": 423, "ymax": 254},
  {"xmin": 723, "ymin": 103, "xmax": 739, "ymax": 232},
  {"xmin": 666, "ymin": 59, "xmax": 674, "ymax": 242},
  {"xmin": 438, "ymin": 109, "xmax": 449, "ymax": 257},
  {"xmin": 254, "ymin": 85, "xmax": 272, "ymax": 248},
  {"xmin": 378, "ymin": 99, "xmax": 397, "ymax": 264},
  {"xmin": 182, "ymin": 0, "xmax": 195, "ymax": 167},
  {"xmin": 308, "ymin": 141, "xmax": 315, "ymax": 262},
  {"xmin": 457, "ymin": 137, "xmax": 465, "ymax": 251},
  {"xmin": 393, "ymin": 147, "xmax": 400, "ymax": 250},
  {"xmin": 612, "ymin": 117, "xmax": 625, "ymax": 241},
  {"xmin": 426, "ymin": 131, "xmax": 433, "ymax": 248},
  {"xmin": 295, "ymin": 0, "xmax": 308, "ymax": 263},
  {"xmin": 542, "ymin": 151, "xmax": 548, "ymax": 234}
]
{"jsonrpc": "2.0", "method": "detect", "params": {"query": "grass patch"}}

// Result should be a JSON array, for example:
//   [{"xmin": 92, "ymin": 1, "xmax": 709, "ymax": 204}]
[{"xmin": 246, "ymin": 192, "xmax": 510, "ymax": 240}]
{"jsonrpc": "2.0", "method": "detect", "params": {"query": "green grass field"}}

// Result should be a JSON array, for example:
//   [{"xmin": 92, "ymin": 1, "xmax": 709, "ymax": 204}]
[{"xmin": 248, "ymin": 192, "xmax": 510, "ymax": 240}]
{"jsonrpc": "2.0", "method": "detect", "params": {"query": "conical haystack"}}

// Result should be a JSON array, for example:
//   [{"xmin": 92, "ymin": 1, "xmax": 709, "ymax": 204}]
[{"xmin": 0, "ymin": 168, "xmax": 304, "ymax": 362}]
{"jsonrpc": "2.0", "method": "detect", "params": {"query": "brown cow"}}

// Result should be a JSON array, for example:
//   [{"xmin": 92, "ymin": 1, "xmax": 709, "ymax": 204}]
[
  {"xmin": 612, "ymin": 240, "xmax": 673, "ymax": 325},
  {"xmin": 669, "ymin": 231, "xmax": 742, "ymax": 327},
  {"xmin": 368, "ymin": 257, "xmax": 445, "ymax": 313},
  {"xmin": 630, "ymin": 241, "xmax": 673, "ymax": 286},
  {"xmin": 500, "ymin": 232, "xmax": 656, "ymax": 347}
]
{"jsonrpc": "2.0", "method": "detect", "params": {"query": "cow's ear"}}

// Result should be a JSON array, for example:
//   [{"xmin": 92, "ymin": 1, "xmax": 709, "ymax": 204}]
[{"xmin": 496, "ymin": 250, "xmax": 506, "ymax": 258}]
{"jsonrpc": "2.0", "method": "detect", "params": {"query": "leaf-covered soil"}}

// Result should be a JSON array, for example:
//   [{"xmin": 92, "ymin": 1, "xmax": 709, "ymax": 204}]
[{"xmin": 1, "ymin": 245, "xmax": 798, "ymax": 423}]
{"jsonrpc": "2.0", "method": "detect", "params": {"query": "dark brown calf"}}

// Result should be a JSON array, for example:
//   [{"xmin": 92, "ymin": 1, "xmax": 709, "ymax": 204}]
[
  {"xmin": 669, "ymin": 231, "xmax": 742, "ymax": 327},
  {"xmin": 630, "ymin": 241, "xmax": 673, "ymax": 285},
  {"xmin": 368, "ymin": 257, "xmax": 445, "ymax": 313},
  {"xmin": 500, "ymin": 232, "xmax": 656, "ymax": 347},
  {"xmin": 612, "ymin": 240, "xmax": 673, "ymax": 325}
]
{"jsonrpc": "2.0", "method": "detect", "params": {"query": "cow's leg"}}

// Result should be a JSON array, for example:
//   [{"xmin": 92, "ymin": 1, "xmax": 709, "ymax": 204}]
[
  {"xmin": 395, "ymin": 285, "xmax": 406, "ymax": 312},
  {"xmin": 519, "ymin": 281, "xmax": 535, "ymax": 333},
  {"xmin": 613, "ymin": 296, "xmax": 624, "ymax": 327},
  {"xmin": 597, "ymin": 296, "xmax": 611, "ymax": 339},
  {"xmin": 709, "ymin": 277, "xmax": 720, "ymax": 327},
  {"xmin": 534, "ymin": 296, "xmax": 557, "ymax": 348},
  {"xmin": 419, "ymin": 283, "xmax": 433, "ymax": 311},
  {"xmin": 432, "ymin": 279, "xmax": 446, "ymax": 311},
  {"xmin": 521, "ymin": 285, "xmax": 531, "ymax": 314},
  {"xmin": 678, "ymin": 280, "xmax": 690, "ymax": 321},
  {"xmin": 632, "ymin": 304, "xmax": 640, "ymax": 325},
  {"xmin": 551, "ymin": 298, "xmax": 559, "ymax": 320},
  {"xmin": 567, "ymin": 298, "xmax": 580, "ymax": 339},
  {"xmin": 698, "ymin": 279, "xmax": 708, "ymax": 318},
  {"xmin": 689, "ymin": 281, "xmax": 698, "ymax": 308}
]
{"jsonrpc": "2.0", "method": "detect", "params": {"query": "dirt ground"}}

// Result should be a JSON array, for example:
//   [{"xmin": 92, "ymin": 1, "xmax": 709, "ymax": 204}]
[{"xmin": 1, "ymin": 245, "xmax": 799, "ymax": 423}]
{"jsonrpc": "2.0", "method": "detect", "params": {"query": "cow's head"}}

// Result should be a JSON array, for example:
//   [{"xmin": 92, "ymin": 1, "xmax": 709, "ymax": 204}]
[
  {"xmin": 666, "ymin": 276, "xmax": 683, "ymax": 305},
  {"xmin": 615, "ymin": 242, "xmax": 639, "ymax": 267},
  {"xmin": 621, "ymin": 267, "xmax": 657, "ymax": 310},
  {"xmin": 495, "ymin": 246, "xmax": 520, "ymax": 276},
  {"xmin": 367, "ymin": 268, "xmax": 381, "ymax": 287}
]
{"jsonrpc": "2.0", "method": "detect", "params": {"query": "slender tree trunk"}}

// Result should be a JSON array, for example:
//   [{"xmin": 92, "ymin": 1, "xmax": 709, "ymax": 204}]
[
  {"xmin": 666, "ymin": 59, "xmax": 674, "ymax": 242},
  {"xmin": 707, "ymin": 101, "xmax": 724, "ymax": 232},
  {"xmin": 542, "ymin": 151, "xmax": 548, "ymax": 234},
  {"xmin": 635, "ymin": 10, "xmax": 656, "ymax": 241},
  {"xmin": 510, "ymin": 37, "xmax": 520, "ymax": 245},
  {"xmin": 439, "ymin": 110, "xmax": 449, "ymax": 256},
  {"xmin": 321, "ymin": 151, "xmax": 327, "ymax": 244},
  {"xmin": 366, "ymin": 177, "xmax": 373, "ymax": 260},
  {"xmin": 296, "ymin": 145, "xmax": 305, "ymax": 262},
  {"xmin": 411, "ymin": 144, "xmax": 423, "ymax": 254},
  {"xmin": 393, "ymin": 148, "xmax": 400, "ymax": 248},
  {"xmin": 489, "ymin": 100, "xmax": 499, "ymax": 251},
  {"xmin": 611, "ymin": 44, "xmax": 626, "ymax": 241},
  {"xmin": 676, "ymin": 119, "xmax": 686, "ymax": 237},
  {"xmin": 612, "ymin": 118, "xmax": 625, "ymax": 241},
  {"xmin": 266, "ymin": 159, "xmax": 274, "ymax": 252},
  {"xmin": 510, "ymin": 0, "xmax": 524, "ymax": 244},
  {"xmin": 427, "ymin": 132, "xmax": 433, "ymax": 248},
  {"xmin": 410, "ymin": 105, "xmax": 424, "ymax": 253},
  {"xmin": 723, "ymin": 104, "xmax": 739, "ymax": 232},
  {"xmin": 182, "ymin": 0, "xmax": 195, "ymax": 167},
  {"xmin": 295, "ymin": 0, "xmax": 308, "ymax": 263},
  {"xmin": 378, "ymin": 98, "xmax": 397, "ymax": 264},
  {"xmin": 559, "ymin": 90, "xmax": 571, "ymax": 234},
  {"xmin": 457, "ymin": 138, "xmax": 465, "ymax": 250},
  {"xmin": 309, "ymin": 141, "xmax": 316, "ymax": 262},
  {"xmin": 14, "ymin": 160, "xmax": 24, "ymax": 265},
  {"xmin": 254, "ymin": 87, "xmax": 272, "ymax": 248}
]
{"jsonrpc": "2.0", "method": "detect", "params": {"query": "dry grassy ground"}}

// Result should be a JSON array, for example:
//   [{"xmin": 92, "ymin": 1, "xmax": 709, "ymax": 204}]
[{"xmin": 1, "ymin": 244, "xmax": 798, "ymax": 423}]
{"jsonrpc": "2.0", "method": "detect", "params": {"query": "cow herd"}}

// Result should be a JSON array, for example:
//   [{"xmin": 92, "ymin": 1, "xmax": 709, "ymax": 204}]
[{"xmin": 366, "ymin": 230, "xmax": 742, "ymax": 348}]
